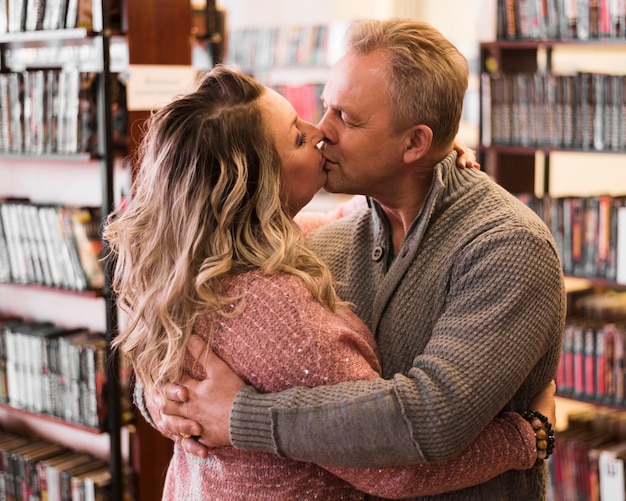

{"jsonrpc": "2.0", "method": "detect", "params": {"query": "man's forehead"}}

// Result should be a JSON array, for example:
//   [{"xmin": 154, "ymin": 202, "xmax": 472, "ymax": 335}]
[
  {"xmin": 323, "ymin": 58, "xmax": 388, "ymax": 115},
  {"xmin": 324, "ymin": 60, "xmax": 366, "ymax": 105}
]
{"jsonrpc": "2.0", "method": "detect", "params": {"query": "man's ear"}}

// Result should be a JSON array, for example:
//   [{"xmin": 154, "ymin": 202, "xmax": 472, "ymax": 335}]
[{"xmin": 403, "ymin": 124, "xmax": 433, "ymax": 163}]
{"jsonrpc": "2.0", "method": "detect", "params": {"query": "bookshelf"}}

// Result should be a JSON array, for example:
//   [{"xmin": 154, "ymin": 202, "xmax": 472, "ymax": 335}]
[
  {"xmin": 479, "ymin": 2, "xmax": 626, "ymax": 286},
  {"xmin": 481, "ymin": 2, "xmax": 626, "ymax": 499},
  {"xmin": 0, "ymin": 1, "xmax": 192, "ymax": 499}
]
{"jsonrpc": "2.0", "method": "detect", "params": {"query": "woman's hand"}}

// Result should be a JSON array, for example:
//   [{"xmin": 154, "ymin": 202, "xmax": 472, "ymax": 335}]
[
  {"xmin": 158, "ymin": 335, "xmax": 245, "ymax": 457},
  {"xmin": 453, "ymin": 140, "xmax": 480, "ymax": 169},
  {"xmin": 529, "ymin": 380, "xmax": 557, "ymax": 428}
]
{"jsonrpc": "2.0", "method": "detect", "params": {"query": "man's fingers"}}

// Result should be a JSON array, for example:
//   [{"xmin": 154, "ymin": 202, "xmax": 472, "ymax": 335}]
[{"xmin": 188, "ymin": 334, "xmax": 210, "ymax": 365}]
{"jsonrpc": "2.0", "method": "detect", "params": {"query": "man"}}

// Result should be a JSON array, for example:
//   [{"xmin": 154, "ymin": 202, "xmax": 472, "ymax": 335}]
[{"xmin": 151, "ymin": 19, "xmax": 565, "ymax": 499}]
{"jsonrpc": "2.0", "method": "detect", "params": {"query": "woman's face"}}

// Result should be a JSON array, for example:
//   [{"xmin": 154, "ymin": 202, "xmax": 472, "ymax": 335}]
[{"xmin": 258, "ymin": 88, "xmax": 326, "ymax": 214}]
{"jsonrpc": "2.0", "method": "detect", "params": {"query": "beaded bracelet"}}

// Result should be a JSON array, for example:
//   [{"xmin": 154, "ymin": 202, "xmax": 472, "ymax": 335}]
[{"xmin": 523, "ymin": 410, "xmax": 555, "ymax": 465}]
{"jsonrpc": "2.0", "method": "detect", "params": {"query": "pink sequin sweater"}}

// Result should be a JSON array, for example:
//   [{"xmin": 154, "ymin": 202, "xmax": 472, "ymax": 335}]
[{"xmin": 161, "ymin": 269, "xmax": 537, "ymax": 500}]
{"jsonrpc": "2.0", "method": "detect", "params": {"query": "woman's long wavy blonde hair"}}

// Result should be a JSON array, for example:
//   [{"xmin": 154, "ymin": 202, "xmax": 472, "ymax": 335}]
[{"xmin": 104, "ymin": 66, "xmax": 339, "ymax": 390}]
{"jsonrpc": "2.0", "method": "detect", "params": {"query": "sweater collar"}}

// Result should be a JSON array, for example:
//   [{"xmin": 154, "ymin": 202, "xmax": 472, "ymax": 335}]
[
  {"xmin": 367, "ymin": 150, "xmax": 457, "ymax": 244},
  {"xmin": 360, "ymin": 151, "xmax": 457, "ymax": 263}
]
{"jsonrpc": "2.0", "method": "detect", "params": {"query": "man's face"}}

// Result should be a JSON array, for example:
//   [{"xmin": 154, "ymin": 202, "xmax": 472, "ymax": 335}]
[{"xmin": 318, "ymin": 49, "xmax": 409, "ymax": 199}]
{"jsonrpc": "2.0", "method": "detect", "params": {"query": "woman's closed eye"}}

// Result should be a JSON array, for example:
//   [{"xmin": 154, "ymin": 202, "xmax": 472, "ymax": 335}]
[{"xmin": 297, "ymin": 131, "xmax": 308, "ymax": 147}]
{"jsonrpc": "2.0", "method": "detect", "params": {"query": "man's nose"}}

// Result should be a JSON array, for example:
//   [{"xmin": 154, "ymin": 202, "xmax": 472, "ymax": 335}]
[{"xmin": 317, "ymin": 115, "xmax": 335, "ymax": 145}]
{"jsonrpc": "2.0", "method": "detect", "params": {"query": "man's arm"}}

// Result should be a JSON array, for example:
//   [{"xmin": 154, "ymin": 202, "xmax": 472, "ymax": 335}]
[
  {"xmin": 155, "ymin": 352, "xmax": 556, "ymax": 498},
  {"xmin": 158, "ymin": 228, "xmax": 564, "ymax": 467}
]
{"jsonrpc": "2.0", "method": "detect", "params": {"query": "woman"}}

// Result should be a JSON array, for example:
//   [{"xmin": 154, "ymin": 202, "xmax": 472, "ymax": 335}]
[{"xmin": 104, "ymin": 66, "xmax": 553, "ymax": 500}]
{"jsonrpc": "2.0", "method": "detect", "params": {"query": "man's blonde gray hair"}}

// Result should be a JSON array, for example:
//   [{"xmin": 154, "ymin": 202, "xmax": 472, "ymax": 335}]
[{"xmin": 345, "ymin": 18, "xmax": 469, "ymax": 148}]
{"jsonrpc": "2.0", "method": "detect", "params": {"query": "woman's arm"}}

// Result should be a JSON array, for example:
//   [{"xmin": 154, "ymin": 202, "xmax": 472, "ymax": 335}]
[
  {"xmin": 324, "ymin": 411, "xmax": 537, "ymax": 498},
  {"xmin": 294, "ymin": 195, "xmax": 366, "ymax": 234},
  {"xmin": 157, "ymin": 360, "xmax": 555, "ymax": 498}
]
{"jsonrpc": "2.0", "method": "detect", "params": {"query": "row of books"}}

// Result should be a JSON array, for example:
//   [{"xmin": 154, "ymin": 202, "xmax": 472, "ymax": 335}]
[
  {"xmin": 551, "ymin": 196, "xmax": 626, "ymax": 282},
  {"xmin": 548, "ymin": 408, "xmax": 626, "ymax": 501},
  {"xmin": 0, "ymin": 317, "xmax": 112, "ymax": 430},
  {"xmin": 0, "ymin": 429, "xmax": 118, "ymax": 501},
  {"xmin": 0, "ymin": 200, "xmax": 105, "ymax": 292},
  {"xmin": 558, "ymin": 316, "xmax": 626, "ymax": 407},
  {"xmin": 482, "ymin": 72, "xmax": 626, "ymax": 152},
  {"xmin": 0, "ymin": 69, "xmax": 99, "ymax": 156},
  {"xmin": 517, "ymin": 195, "xmax": 626, "ymax": 283},
  {"xmin": 0, "ymin": 0, "xmax": 122, "ymax": 33},
  {"xmin": 497, "ymin": 0, "xmax": 626, "ymax": 41},
  {"xmin": 228, "ymin": 23, "xmax": 348, "ymax": 71}
]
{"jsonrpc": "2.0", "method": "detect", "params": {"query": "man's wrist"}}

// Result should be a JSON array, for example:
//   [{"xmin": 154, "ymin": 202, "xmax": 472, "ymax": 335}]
[
  {"xmin": 522, "ymin": 410, "xmax": 555, "ymax": 466},
  {"xmin": 230, "ymin": 385, "xmax": 281, "ymax": 455}
]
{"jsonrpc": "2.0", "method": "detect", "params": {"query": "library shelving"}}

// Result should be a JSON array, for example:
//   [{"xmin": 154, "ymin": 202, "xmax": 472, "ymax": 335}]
[
  {"xmin": 482, "ymin": 2, "xmax": 626, "ymax": 499},
  {"xmin": 224, "ymin": 22, "xmax": 351, "ymax": 125},
  {"xmin": 0, "ymin": 1, "xmax": 193, "ymax": 499},
  {"xmin": 480, "ymin": 2, "xmax": 626, "ymax": 286}
]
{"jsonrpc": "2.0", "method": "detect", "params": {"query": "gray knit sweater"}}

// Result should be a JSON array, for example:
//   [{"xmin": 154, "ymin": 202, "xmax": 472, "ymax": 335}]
[{"xmin": 231, "ymin": 152, "xmax": 566, "ymax": 500}]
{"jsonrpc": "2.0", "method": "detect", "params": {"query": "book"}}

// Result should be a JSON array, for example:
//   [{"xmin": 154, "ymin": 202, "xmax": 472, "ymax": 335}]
[
  {"xmin": 504, "ymin": 0, "xmax": 519, "ymax": 38},
  {"xmin": 77, "ymin": 72, "xmax": 98, "ymax": 154},
  {"xmin": 592, "ymin": 73, "xmax": 606, "ymax": 151},
  {"xmin": 45, "ymin": 70, "xmax": 60, "ymax": 154},
  {"xmin": 68, "ymin": 206, "xmax": 104, "ymax": 290},
  {"xmin": 11, "ymin": 439, "xmax": 66, "ymax": 501},
  {"xmin": 598, "ymin": 0, "xmax": 612, "ymax": 37},
  {"xmin": 75, "ymin": 333, "xmax": 108, "ymax": 429},
  {"xmin": 560, "ymin": 75, "xmax": 576, "ymax": 148},
  {"xmin": 609, "ymin": 75, "xmax": 624, "ymax": 152},
  {"xmin": 0, "ymin": 205, "xmax": 11, "ymax": 283},
  {"xmin": 16, "ymin": 201, "xmax": 45, "ymax": 286},
  {"xmin": 599, "ymin": 441, "xmax": 626, "ymax": 500},
  {"xmin": 617, "ymin": 206, "xmax": 626, "ymax": 284},
  {"xmin": 64, "ymin": 0, "xmax": 77, "ymax": 28},
  {"xmin": 81, "ymin": 467, "xmax": 111, "ymax": 501},
  {"xmin": 5, "ymin": 438, "xmax": 59, "ymax": 500},
  {"xmin": 590, "ymin": 0, "xmax": 601, "ymax": 38},
  {"xmin": 59, "ymin": 458, "xmax": 106, "ymax": 501},
  {"xmin": 70, "ymin": 463, "xmax": 108, "ymax": 501},
  {"xmin": 0, "ymin": 433, "xmax": 31, "ymax": 499},
  {"xmin": 578, "ymin": 0, "xmax": 591, "ymax": 39},
  {"xmin": 0, "ymin": 74, "xmax": 10, "ymax": 153},
  {"xmin": 25, "ymin": 70, "xmax": 45, "ymax": 155},
  {"xmin": 37, "ymin": 204, "xmax": 76, "ymax": 290},
  {"xmin": 57, "ymin": 330, "xmax": 100, "ymax": 426},
  {"xmin": 4, "ymin": 321, "xmax": 71, "ymax": 412},
  {"xmin": 42, "ymin": 0, "xmax": 67, "ymax": 30},
  {"xmin": 42, "ymin": 451, "xmax": 94, "ymax": 501},
  {"xmin": 24, "ymin": 0, "xmax": 44, "ymax": 30},
  {"xmin": 7, "ymin": 72, "xmax": 24, "ymax": 154},
  {"xmin": 7, "ymin": 0, "xmax": 26, "ymax": 32},
  {"xmin": 0, "ymin": 0, "xmax": 7, "ymax": 33},
  {"xmin": 55, "ymin": 207, "xmax": 87, "ymax": 291},
  {"xmin": 39, "ymin": 451, "xmax": 93, "ymax": 501}
]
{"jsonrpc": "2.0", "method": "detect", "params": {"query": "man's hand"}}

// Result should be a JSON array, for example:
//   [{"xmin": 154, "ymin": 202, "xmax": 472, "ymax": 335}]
[{"xmin": 159, "ymin": 334, "xmax": 246, "ymax": 457}]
